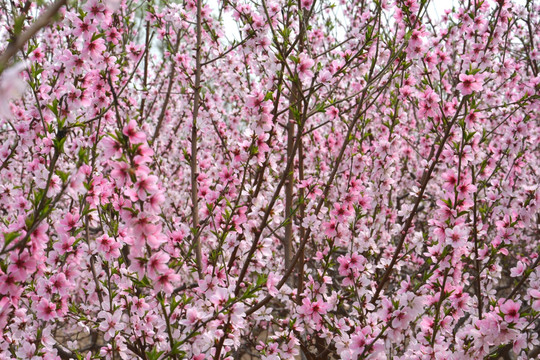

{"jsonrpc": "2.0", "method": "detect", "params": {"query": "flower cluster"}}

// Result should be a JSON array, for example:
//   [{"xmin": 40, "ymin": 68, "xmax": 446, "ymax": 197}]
[{"xmin": 0, "ymin": 0, "xmax": 539, "ymax": 359}]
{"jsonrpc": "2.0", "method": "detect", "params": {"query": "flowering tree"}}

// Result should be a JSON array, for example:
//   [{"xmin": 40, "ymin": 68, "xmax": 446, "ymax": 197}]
[{"xmin": 0, "ymin": 0, "xmax": 539, "ymax": 358}]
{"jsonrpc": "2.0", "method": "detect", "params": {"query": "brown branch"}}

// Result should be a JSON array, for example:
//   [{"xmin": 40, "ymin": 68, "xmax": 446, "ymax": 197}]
[
  {"xmin": 472, "ymin": 168, "xmax": 483, "ymax": 319},
  {"xmin": 191, "ymin": 0, "xmax": 203, "ymax": 277},
  {"xmin": 246, "ymin": 63, "xmax": 400, "ymax": 316},
  {"xmin": 371, "ymin": 97, "xmax": 468, "ymax": 305},
  {"xmin": 0, "ymin": 0, "xmax": 67, "ymax": 71},
  {"xmin": 150, "ymin": 34, "xmax": 180, "ymax": 144},
  {"xmin": 284, "ymin": 85, "xmax": 297, "ymax": 271}
]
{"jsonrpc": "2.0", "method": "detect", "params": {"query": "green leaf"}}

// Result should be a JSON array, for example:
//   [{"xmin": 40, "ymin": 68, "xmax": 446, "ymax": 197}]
[
  {"xmin": 145, "ymin": 348, "xmax": 165, "ymax": 360},
  {"xmin": 47, "ymin": 99, "xmax": 59, "ymax": 117},
  {"xmin": 3, "ymin": 231, "xmax": 21, "ymax": 246},
  {"xmin": 53, "ymin": 136, "xmax": 67, "ymax": 153},
  {"xmin": 56, "ymin": 170, "xmax": 70, "ymax": 183}
]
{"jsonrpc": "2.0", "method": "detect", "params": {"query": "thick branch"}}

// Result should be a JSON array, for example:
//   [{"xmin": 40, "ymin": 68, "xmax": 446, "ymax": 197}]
[
  {"xmin": 0, "ymin": 0, "xmax": 67, "ymax": 71},
  {"xmin": 191, "ymin": 0, "xmax": 203, "ymax": 277}
]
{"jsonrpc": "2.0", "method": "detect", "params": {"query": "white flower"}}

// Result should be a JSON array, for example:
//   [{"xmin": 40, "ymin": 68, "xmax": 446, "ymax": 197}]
[{"xmin": 0, "ymin": 62, "xmax": 27, "ymax": 117}]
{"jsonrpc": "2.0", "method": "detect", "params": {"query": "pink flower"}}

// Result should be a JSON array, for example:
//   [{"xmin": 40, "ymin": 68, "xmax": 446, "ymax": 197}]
[
  {"xmin": 146, "ymin": 229, "xmax": 167, "ymax": 249},
  {"xmin": 107, "ymin": 27, "xmax": 121, "ymax": 44},
  {"xmin": 266, "ymin": 272, "xmax": 279, "ymax": 296},
  {"xmin": 510, "ymin": 261, "xmax": 525, "ymax": 277},
  {"xmin": 180, "ymin": 308, "xmax": 200, "ymax": 327},
  {"xmin": 300, "ymin": 0, "xmax": 313, "ymax": 10},
  {"xmin": 129, "ymin": 255, "xmax": 147, "ymax": 279},
  {"xmin": 123, "ymin": 120, "xmax": 146, "ymax": 144},
  {"xmin": 0, "ymin": 297, "xmax": 11, "ymax": 335},
  {"xmin": 254, "ymin": 112, "xmax": 272, "ymax": 134},
  {"xmin": 0, "ymin": 273, "xmax": 18, "ymax": 295},
  {"xmin": 133, "ymin": 173, "xmax": 158, "ymax": 201},
  {"xmin": 145, "ymin": 192, "xmax": 165, "ymax": 213},
  {"xmin": 444, "ymin": 226, "xmax": 468, "ymax": 248},
  {"xmin": 53, "ymin": 236, "xmax": 76, "ymax": 255},
  {"xmin": 97, "ymin": 235, "xmax": 121, "ymax": 260},
  {"xmin": 131, "ymin": 296, "xmax": 150, "ymax": 316},
  {"xmin": 298, "ymin": 54, "xmax": 314, "ymax": 80},
  {"xmin": 70, "ymin": 15, "xmax": 97, "ymax": 38},
  {"xmin": 29, "ymin": 48, "xmax": 45, "ymax": 62},
  {"xmin": 391, "ymin": 309, "xmax": 411, "ymax": 329},
  {"xmin": 58, "ymin": 212, "xmax": 80, "ymax": 232},
  {"xmin": 323, "ymin": 220, "xmax": 338, "ymax": 237},
  {"xmin": 246, "ymin": 91, "xmax": 265, "ymax": 109},
  {"xmin": 337, "ymin": 255, "xmax": 352, "ymax": 276},
  {"xmin": 409, "ymin": 29, "xmax": 424, "ymax": 47},
  {"xmin": 456, "ymin": 180, "xmax": 477, "ymax": 197},
  {"xmin": 318, "ymin": 70, "xmax": 332, "ymax": 83},
  {"xmin": 298, "ymin": 297, "xmax": 329, "ymax": 323},
  {"xmin": 102, "ymin": 137, "xmax": 123, "ymax": 159},
  {"xmin": 332, "ymin": 203, "xmax": 352, "ymax": 222},
  {"xmin": 155, "ymin": 269, "xmax": 180, "ymax": 294},
  {"xmin": 400, "ymin": 85, "xmax": 413, "ymax": 98},
  {"xmin": 50, "ymin": 273, "xmax": 70, "ymax": 296},
  {"xmin": 436, "ymin": 199, "xmax": 457, "ymax": 221},
  {"xmin": 326, "ymin": 106, "xmax": 339, "ymax": 120},
  {"xmin": 15, "ymin": 342, "xmax": 36, "ymax": 359},
  {"xmin": 36, "ymin": 298, "xmax": 56, "ymax": 321},
  {"xmin": 441, "ymin": 170, "xmax": 458, "ymax": 192},
  {"xmin": 513, "ymin": 333, "xmax": 527, "ymax": 354},
  {"xmin": 30, "ymin": 223, "xmax": 49, "ymax": 254},
  {"xmin": 98, "ymin": 310, "xmax": 125, "ymax": 340},
  {"xmin": 350, "ymin": 331, "xmax": 368, "ymax": 355},
  {"xmin": 111, "ymin": 162, "xmax": 130, "ymax": 187},
  {"xmin": 147, "ymin": 251, "xmax": 170, "ymax": 280},
  {"xmin": 130, "ymin": 213, "xmax": 158, "ymax": 238},
  {"xmin": 500, "ymin": 300, "xmax": 520, "ymax": 323},
  {"xmin": 127, "ymin": 43, "xmax": 144, "ymax": 62},
  {"xmin": 84, "ymin": 38, "xmax": 106, "ymax": 58},
  {"xmin": 422, "ymin": 87, "xmax": 440, "ymax": 104},
  {"xmin": 0, "ymin": 63, "xmax": 27, "ymax": 117},
  {"xmin": 209, "ymin": 287, "xmax": 230, "ymax": 308},
  {"xmin": 529, "ymin": 289, "xmax": 540, "ymax": 311},
  {"xmin": 8, "ymin": 250, "xmax": 36, "ymax": 282},
  {"xmin": 457, "ymin": 73, "xmax": 483, "ymax": 95},
  {"xmin": 82, "ymin": 0, "xmax": 106, "ymax": 21}
]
